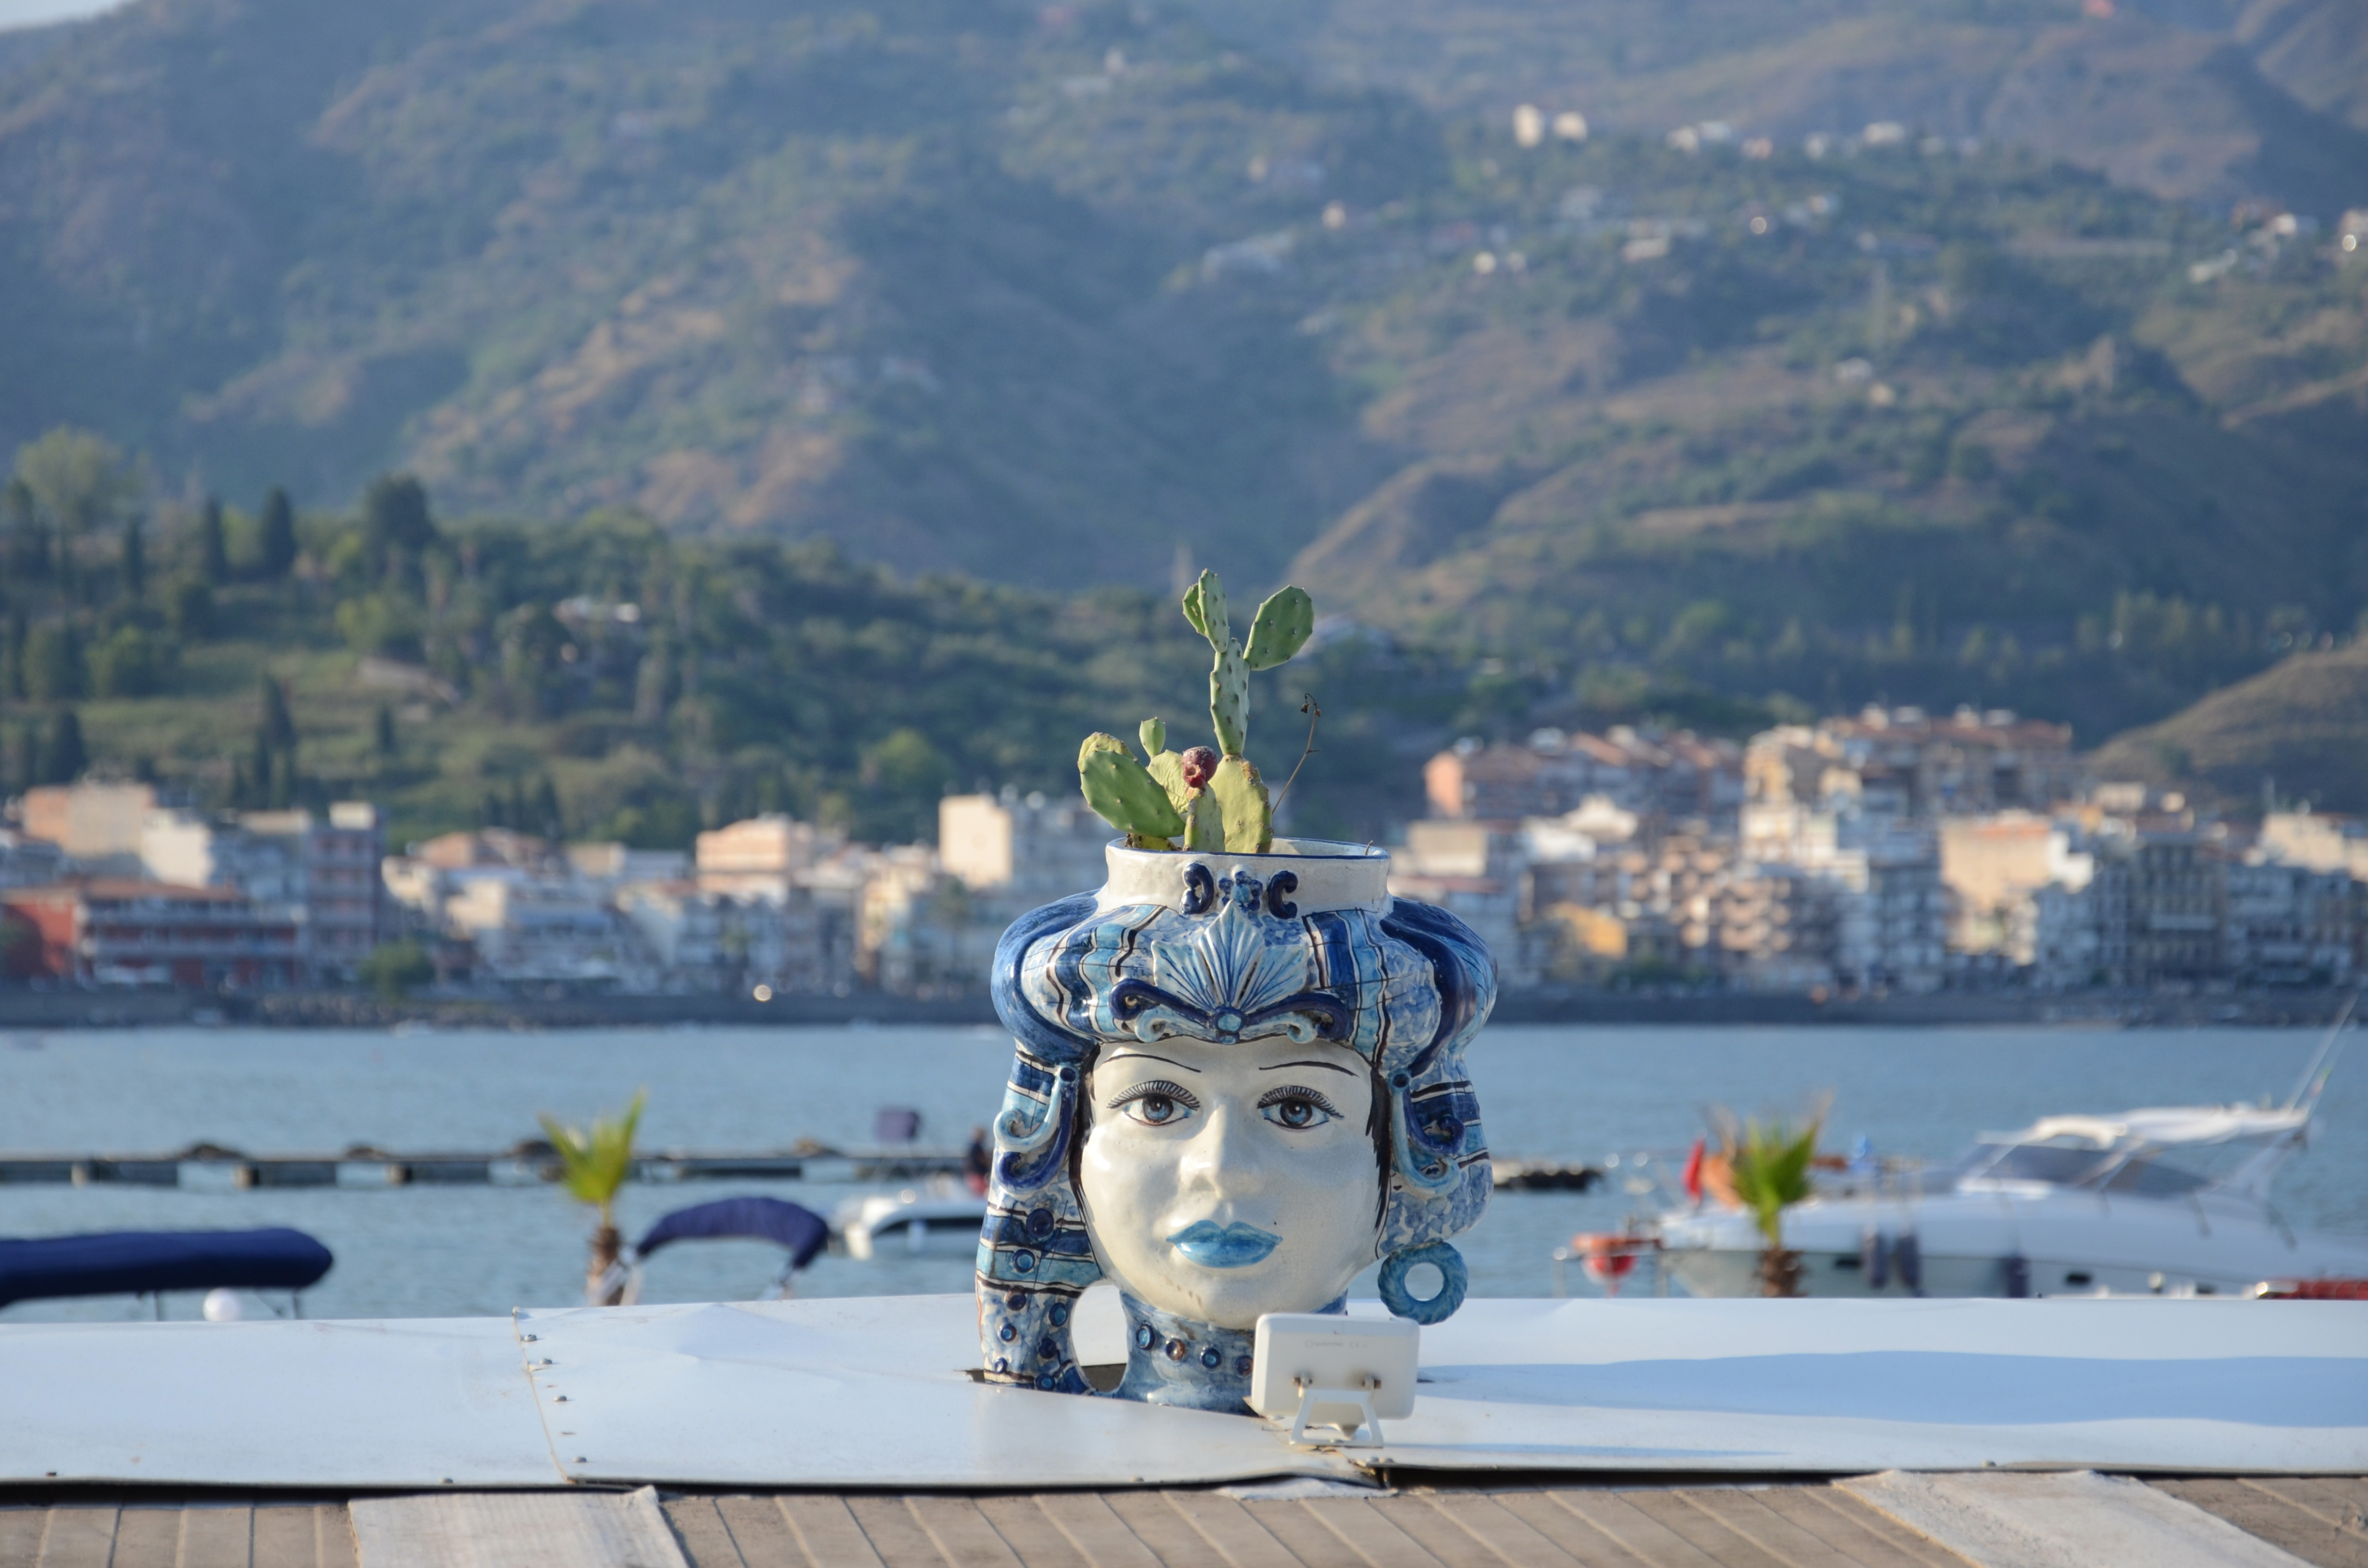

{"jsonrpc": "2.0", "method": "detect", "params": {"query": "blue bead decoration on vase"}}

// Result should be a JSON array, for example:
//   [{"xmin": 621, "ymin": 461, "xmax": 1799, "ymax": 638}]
[{"xmin": 973, "ymin": 836, "xmax": 1497, "ymax": 1412}]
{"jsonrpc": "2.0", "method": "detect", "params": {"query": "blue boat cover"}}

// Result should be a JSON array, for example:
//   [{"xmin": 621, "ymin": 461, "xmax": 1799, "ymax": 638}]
[
  {"xmin": 635, "ymin": 1197, "xmax": 828, "ymax": 1271},
  {"xmin": 0, "ymin": 1228, "xmax": 334, "ymax": 1306}
]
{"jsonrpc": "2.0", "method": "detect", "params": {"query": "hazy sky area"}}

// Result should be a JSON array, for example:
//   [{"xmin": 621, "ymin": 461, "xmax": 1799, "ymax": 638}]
[{"xmin": 0, "ymin": 0, "xmax": 113, "ymax": 28}]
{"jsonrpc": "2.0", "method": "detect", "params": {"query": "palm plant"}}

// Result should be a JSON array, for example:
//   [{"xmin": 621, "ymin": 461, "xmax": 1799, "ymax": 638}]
[
  {"xmin": 1714, "ymin": 1100, "xmax": 1827, "ymax": 1298},
  {"xmin": 540, "ymin": 1090, "xmax": 645, "ymax": 1305}
]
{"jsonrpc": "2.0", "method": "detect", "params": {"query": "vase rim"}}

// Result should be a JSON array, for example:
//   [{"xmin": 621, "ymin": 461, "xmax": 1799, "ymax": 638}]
[{"xmin": 1096, "ymin": 836, "xmax": 1392, "ymax": 915}]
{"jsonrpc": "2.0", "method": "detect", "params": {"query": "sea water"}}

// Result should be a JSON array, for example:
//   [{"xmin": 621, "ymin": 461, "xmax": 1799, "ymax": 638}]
[{"xmin": 0, "ymin": 1023, "xmax": 2359, "ymax": 1321}]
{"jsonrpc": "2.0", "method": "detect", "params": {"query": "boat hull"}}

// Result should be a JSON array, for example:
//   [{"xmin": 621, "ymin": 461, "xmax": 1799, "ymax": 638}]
[{"xmin": 1659, "ymin": 1190, "xmax": 2368, "ymax": 1298}]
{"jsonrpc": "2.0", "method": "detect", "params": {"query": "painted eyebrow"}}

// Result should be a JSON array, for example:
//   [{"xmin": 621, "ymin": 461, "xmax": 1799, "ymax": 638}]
[
  {"xmin": 1257, "ymin": 1059, "xmax": 1358, "ymax": 1076},
  {"xmin": 1102, "ymin": 1051, "xmax": 1204, "ymax": 1074}
]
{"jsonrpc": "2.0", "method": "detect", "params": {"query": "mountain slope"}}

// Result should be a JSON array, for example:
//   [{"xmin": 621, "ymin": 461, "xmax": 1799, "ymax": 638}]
[
  {"xmin": 1180, "ymin": 0, "xmax": 2368, "ymax": 210},
  {"xmin": 2237, "ymin": 0, "xmax": 2368, "ymax": 131},
  {"xmin": 2089, "ymin": 640, "xmax": 2368, "ymax": 810},
  {"xmin": 0, "ymin": 0, "xmax": 1394, "ymax": 587}
]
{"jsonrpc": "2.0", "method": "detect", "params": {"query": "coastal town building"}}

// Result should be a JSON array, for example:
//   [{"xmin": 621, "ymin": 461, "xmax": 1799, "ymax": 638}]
[
  {"xmin": 1746, "ymin": 707, "xmax": 2080, "ymax": 820},
  {"xmin": 6, "ymin": 692, "xmax": 2362, "ymax": 1001},
  {"xmin": 1423, "ymin": 727, "xmax": 1743, "ymax": 828},
  {"xmin": 16, "ymin": 781, "xmax": 160, "ymax": 861},
  {"xmin": 0, "ymin": 880, "xmax": 299, "ymax": 989},
  {"xmin": 140, "ymin": 803, "xmax": 385, "ymax": 983}
]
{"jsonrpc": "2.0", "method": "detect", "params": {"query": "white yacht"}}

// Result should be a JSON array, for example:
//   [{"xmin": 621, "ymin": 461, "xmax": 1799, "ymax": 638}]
[
  {"xmin": 836, "ymin": 1187, "xmax": 989, "ymax": 1261},
  {"xmin": 1658, "ymin": 1017, "xmax": 2368, "ymax": 1299}
]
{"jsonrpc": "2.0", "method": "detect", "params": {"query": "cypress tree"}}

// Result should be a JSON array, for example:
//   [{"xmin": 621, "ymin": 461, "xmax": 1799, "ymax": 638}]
[
  {"xmin": 198, "ymin": 496, "xmax": 228, "ymax": 585},
  {"xmin": 360, "ymin": 474, "xmax": 436, "ymax": 582},
  {"xmin": 248, "ymin": 730, "xmax": 272, "ymax": 807},
  {"xmin": 258, "ymin": 487, "xmax": 297, "ymax": 580},
  {"xmin": 121, "ymin": 515, "xmax": 146, "ymax": 603},
  {"xmin": 42, "ymin": 710, "xmax": 88, "ymax": 784},
  {"xmin": 261, "ymin": 675, "xmax": 296, "ymax": 750},
  {"xmin": 373, "ymin": 701, "xmax": 397, "ymax": 756},
  {"xmin": 533, "ymin": 775, "xmax": 564, "ymax": 840}
]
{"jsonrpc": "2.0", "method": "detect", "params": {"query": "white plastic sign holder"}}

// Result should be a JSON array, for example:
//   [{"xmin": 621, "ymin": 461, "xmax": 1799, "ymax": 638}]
[{"xmin": 1249, "ymin": 1312, "xmax": 1419, "ymax": 1448}]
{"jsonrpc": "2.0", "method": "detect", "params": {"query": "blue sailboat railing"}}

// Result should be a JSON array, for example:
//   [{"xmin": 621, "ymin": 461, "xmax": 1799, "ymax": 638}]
[
  {"xmin": 623, "ymin": 1196, "xmax": 830, "ymax": 1302},
  {"xmin": 0, "ymin": 1228, "xmax": 334, "ymax": 1309}
]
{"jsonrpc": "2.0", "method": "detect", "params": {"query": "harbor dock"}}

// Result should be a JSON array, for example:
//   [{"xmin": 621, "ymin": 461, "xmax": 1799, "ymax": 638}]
[
  {"xmin": 5, "ymin": 1471, "xmax": 2361, "ymax": 1568},
  {"xmin": 0, "ymin": 1144, "xmax": 969, "ymax": 1189}
]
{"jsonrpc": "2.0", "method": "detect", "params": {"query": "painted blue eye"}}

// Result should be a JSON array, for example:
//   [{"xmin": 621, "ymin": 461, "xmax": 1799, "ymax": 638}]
[
  {"xmin": 1260, "ymin": 1094, "xmax": 1336, "ymax": 1130},
  {"xmin": 1112, "ymin": 1079, "xmax": 1198, "ymax": 1127},
  {"xmin": 1122, "ymin": 1093, "xmax": 1192, "ymax": 1127}
]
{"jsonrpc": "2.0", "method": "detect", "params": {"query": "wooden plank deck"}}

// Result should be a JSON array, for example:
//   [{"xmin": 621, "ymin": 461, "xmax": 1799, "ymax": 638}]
[{"xmin": 0, "ymin": 1479, "xmax": 2361, "ymax": 1568}]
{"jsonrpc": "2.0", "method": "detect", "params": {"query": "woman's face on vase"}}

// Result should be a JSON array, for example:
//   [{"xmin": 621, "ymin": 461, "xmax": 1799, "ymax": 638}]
[{"xmin": 1077, "ymin": 1036, "xmax": 1381, "ymax": 1331}]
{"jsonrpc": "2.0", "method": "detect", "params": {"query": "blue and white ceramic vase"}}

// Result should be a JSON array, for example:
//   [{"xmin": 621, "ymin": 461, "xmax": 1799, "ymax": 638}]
[{"xmin": 974, "ymin": 836, "xmax": 1496, "ymax": 1413}]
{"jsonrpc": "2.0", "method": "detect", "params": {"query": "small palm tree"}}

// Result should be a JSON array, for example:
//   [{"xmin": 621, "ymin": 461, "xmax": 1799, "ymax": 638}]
[
  {"xmin": 540, "ymin": 1090, "xmax": 645, "ymax": 1306},
  {"xmin": 1714, "ymin": 1100, "xmax": 1827, "ymax": 1298}
]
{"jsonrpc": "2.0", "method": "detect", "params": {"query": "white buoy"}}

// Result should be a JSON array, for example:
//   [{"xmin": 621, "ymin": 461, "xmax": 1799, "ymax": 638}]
[{"xmin": 202, "ymin": 1288, "xmax": 245, "ymax": 1322}]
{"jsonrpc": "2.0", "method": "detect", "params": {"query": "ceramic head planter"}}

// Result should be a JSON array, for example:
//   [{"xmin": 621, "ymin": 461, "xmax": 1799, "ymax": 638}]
[{"xmin": 975, "ymin": 838, "xmax": 1496, "ymax": 1412}]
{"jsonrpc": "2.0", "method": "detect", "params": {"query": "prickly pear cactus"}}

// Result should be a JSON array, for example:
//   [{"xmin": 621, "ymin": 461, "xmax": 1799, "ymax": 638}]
[
  {"xmin": 1078, "ymin": 734, "xmax": 1184, "ymax": 848},
  {"xmin": 1073, "ymin": 570, "xmax": 1315, "ymax": 854}
]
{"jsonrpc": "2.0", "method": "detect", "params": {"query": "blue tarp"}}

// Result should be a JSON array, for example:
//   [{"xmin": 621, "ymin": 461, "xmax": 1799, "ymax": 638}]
[
  {"xmin": 0, "ymin": 1228, "xmax": 333, "ymax": 1306},
  {"xmin": 635, "ymin": 1197, "xmax": 828, "ymax": 1271}
]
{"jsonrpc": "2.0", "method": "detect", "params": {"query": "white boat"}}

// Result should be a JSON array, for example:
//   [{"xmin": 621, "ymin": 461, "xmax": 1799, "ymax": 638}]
[
  {"xmin": 1659, "ymin": 1008, "xmax": 2368, "ymax": 1299},
  {"xmin": 836, "ymin": 1186, "xmax": 989, "ymax": 1260}
]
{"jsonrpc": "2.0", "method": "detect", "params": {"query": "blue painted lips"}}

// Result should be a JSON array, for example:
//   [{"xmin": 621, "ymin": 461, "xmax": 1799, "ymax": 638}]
[{"xmin": 1166, "ymin": 1220, "xmax": 1280, "ymax": 1268}]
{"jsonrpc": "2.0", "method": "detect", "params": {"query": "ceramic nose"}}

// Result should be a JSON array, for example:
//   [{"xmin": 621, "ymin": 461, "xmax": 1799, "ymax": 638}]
[{"xmin": 1178, "ymin": 1103, "xmax": 1267, "ymax": 1200}]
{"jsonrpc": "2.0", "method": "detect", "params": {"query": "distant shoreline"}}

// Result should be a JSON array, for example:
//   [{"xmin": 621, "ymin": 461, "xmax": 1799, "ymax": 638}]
[{"xmin": 0, "ymin": 987, "xmax": 2350, "ymax": 1031}]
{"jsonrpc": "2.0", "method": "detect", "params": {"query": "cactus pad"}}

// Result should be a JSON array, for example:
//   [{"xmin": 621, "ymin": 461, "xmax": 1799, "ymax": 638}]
[
  {"xmin": 1078, "ymin": 733, "xmax": 1184, "ymax": 846},
  {"xmin": 1209, "ymin": 640, "xmax": 1249, "ymax": 757},
  {"xmin": 1209, "ymin": 754, "xmax": 1272, "ymax": 854},
  {"xmin": 1245, "ymin": 586, "xmax": 1315, "ymax": 671},
  {"xmin": 1181, "ymin": 570, "xmax": 1231, "ymax": 650},
  {"xmin": 1138, "ymin": 717, "xmax": 1166, "ymax": 757}
]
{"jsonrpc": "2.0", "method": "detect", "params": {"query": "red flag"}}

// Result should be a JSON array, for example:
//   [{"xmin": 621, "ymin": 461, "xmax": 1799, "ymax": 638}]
[{"xmin": 1682, "ymin": 1137, "xmax": 1706, "ymax": 1205}]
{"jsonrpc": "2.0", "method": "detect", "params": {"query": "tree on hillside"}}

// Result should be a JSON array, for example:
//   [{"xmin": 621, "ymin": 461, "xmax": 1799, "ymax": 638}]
[
  {"xmin": 2, "ymin": 479, "xmax": 47, "ymax": 579},
  {"xmin": 121, "ymin": 515, "xmax": 145, "ymax": 604},
  {"xmin": 90, "ymin": 625, "xmax": 166, "ymax": 698},
  {"xmin": 39, "ymin": 710, "xmax": 87, "ymax": 784},
  {"xmin": 197, "ymin": 496, "xmax": 228, "ymax": 585},
  {"xmin": 14, "ymin": 429, "xmax": 140, "ymax": 600},
  {"xmin": 260, "ymin": 674, "xmax": 296, "ymax": 750},
  {"xmin": 22, "ymin": 624, "xmax": 84, "ymax": 702},
  {"xmin": 258, "ymin": 487, "xmax": 297, "ymax": 580},
  {"xmin": 361, "ymin": 474, "xmax": 437, "ymax": 583}
]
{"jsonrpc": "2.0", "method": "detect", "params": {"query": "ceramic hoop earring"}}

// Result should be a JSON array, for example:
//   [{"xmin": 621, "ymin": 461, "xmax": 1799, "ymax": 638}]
[{"xmin": 1378, "ymin": 1241, "xmax": 1468, "ymax": 1325}]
